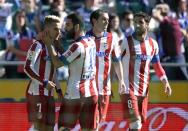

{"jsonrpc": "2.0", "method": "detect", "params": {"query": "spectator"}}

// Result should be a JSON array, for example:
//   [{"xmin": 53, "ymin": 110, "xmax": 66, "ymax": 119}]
[
  {"xmin": 176, "ymin": 0, "xmax": 188, "ymax": 65},
  {"xmin": 20, "ymin": 0, "xmax": 41, "ymax": 33},
  {"xmin": 0, "ymin": 0, "xmax": 13, "ymax": 51},
  {"xmin": 6, "ymin": 10, "xmax": 35, "ymax": 78},
  {"xmin": 121, "ymin": 10, "xmax": 134, "ymax": 37},
  {"xmin": 76, "ymin": 0, "xmax": 101, "ymax": 30},
  {"xmin": 153, "ymin": 3, "xmax": 188, "ymax": 80}
]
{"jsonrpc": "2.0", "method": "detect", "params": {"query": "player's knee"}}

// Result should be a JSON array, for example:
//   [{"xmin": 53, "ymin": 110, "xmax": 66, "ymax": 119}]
[
  {"xmin": 129, "ymin": 119, "xmax": 142, "ymax": 130},
  {"xmin": 58, "ymin": 127, "xmax": 71, "ymax": 131}
]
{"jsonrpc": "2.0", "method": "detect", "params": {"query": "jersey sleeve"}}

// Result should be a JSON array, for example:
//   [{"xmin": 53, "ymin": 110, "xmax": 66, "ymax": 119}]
[
  {"xmin": 151, "ymin": 40, "xmax": 160, "ymax": 64},
  {"xmin": 151, "ymin": 39, "xmax": 167, "ymax": 81},
  {"xmin": 59, "ymin": 43, "xmax": 82, "ymax": 65},
  {"xmin": 24, "ymin": 42, "xmax": 45, "ymax": 85},
  {"xmin": 111, "ymin": 33, "xmax": 122, "ymax": 62}
]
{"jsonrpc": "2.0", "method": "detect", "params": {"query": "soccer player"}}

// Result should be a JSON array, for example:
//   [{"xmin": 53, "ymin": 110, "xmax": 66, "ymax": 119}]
[
  {"xmin": 24, "ymin": 15, "xmax": 63, "ymax": 131},
  {"xmin": 119, "ymin": 12, "xmax": 172, "ymax": 131},
  {"xmin": 42, "ymin": 13, "xmax": 99, "ymax": 131},
  {"xmin": 86, "ymin": 9, "xmax": 125, "ymax": 123}
]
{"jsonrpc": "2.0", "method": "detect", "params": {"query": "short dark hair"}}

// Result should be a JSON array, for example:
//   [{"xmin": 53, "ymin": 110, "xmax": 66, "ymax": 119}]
[
  {"xmin": 66, "ymin": 13, "xmax": 85, "ymax": 31},
  {"xmin": 121, "ymin": 10, "xmax": 133, "ymax": 19},
  {"xmin": 134, "ymin": 12, "xmax": 151, "ymax": 23},
  {"xmin": 90, "ymin": 9, "xmax": 108, "ymax": 26}
]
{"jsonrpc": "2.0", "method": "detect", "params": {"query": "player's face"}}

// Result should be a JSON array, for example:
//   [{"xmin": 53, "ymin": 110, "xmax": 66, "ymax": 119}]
[
  {"xmin": 111, "ymin": 16, "xmax": 120, "ymax": 30},
  {"xmin": 95, "ymin": 13, "xmax": 109, "ymax": 31},
  {"xmin": 133, "ymin": 16, "xmax": 148, "ymax": 35},
  {"xmin": 64, "ymin": 18, "xmax": 75, "ymax": 39},
  {"xmin": 48, "ymin": 22, "xmax": 61, "ymax": 40}
]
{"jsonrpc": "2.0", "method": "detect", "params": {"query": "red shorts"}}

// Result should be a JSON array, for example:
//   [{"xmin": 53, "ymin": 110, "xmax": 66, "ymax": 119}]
[
  {"xmin": 26, "ymin": 94, "xmax": 55, "ymax": 126},
  {"xmin": 98, "ymin": 95, "xmax": 110, "ymax": 122},
  {"xmin": 58, "ymin": 95, "xmax": 99, "ymax": 129},
  {"xmin": 120, "ymin": 94, "xmax": 148, "ymax": 123}
]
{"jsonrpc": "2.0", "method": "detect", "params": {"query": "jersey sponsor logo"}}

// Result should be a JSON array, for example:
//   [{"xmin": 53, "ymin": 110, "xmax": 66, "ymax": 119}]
[
  {"xmin": 96, "ymin": 51, "xmax": 109, "ymax": 57},
  {"xmin": 27, "ymin": 51, "xmax": 35, "ymax": 60},
  {"xmin": 135, "ymin": 54, "xmax": 152, "ymax": 61}
]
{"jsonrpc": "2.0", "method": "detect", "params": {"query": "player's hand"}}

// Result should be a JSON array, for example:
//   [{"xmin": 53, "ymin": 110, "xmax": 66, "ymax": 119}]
[
  {"xmin": 43, "ymin": 31, "xmax": 53, "ymax": 46},
  {"xmin": 119, "ymin": 80, "xmax": 126, "ymax": 94},
  {"xmin": 164, "ymin": 82, "xmax": 172, "ymax": 97},
  {"xmin": 46, "ymin": 81, "xmax": 56, "ymax": 90},
  {"xmin": 98, "ymin": 95, "xmax": 105, "ymax": 105}
]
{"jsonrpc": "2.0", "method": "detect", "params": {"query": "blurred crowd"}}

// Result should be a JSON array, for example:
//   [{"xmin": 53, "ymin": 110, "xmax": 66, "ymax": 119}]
[{"xmin": 0, "ymin": 0, "xmax": 187, "ymax": 80}]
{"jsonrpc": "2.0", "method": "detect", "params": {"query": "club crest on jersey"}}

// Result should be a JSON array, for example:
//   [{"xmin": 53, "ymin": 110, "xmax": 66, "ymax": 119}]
[{"xmin": 27, "ymin": 51, "xmax": 35, "ymax": 60}]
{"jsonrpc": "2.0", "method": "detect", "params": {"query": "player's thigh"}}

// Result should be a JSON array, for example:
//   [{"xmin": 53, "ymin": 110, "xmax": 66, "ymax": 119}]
[
  {"xmin": 80, "ymin": 95, "xmax": 99, "ymax": 130},
  {"xmin": 98, "ymin": 95, "xmax": 110, "ymax": 121},
  {"xmin": 46, "ymin": 96, "xmax": 55, "ymax": 126},
  {"xmin": 58, "ymin": 98, "xmax": 82, "ymax": 128},
  {"xmin": 120, "ymin": 94, "xmax": 140, "ymax": 122},
  {"xmin": 26, "ymin": 95, "xmax": 47, "ymax": 123}
]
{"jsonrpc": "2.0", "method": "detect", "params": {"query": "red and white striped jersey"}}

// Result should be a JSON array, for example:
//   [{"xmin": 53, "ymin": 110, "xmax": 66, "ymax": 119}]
[
  {"xmin": 86, "ymin": 31, "xmax": 121, "ymax": 95},
  {"xmin": 60, "ymin": 36, "xmax": 98, "ymax": 99},
  {"xmin": 120, "ymin": 36, "xmax": 163, "ymax": 97},
  {"xmin": 24, "ymin": 40, "xmax": 55, "ymax": 96}
]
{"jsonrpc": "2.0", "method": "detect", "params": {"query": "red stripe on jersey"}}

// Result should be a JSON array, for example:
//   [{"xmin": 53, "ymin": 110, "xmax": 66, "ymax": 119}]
[
  {"xmin": 138, "ymin": 41, "xmax": 147, "ymax": 95},
  {"xmin": 24, "ymin": 43, "xmax": 43, "ymax": 83},
  {"xmin": 103, "ymin": 33, "xmax": 113, "ymax": 95},
  {"xmin": 39, "ymin": 43, "xmax": 47, "ymax": 96},
  {"xmin": 90, "ymin": 78, "xmax": 95, "ymax": 96},
  {"xmin": 95, "ymin": 39, "xmax": 100, "ymax": 92},
  {"xmin": 127, "ymin": 36, "xmax": 135, "ymax": 96},
  {"xmin": 79, "ymin": 39, "xmax": 87, "ymax": 97},
  {"xmin": 69, "ymin": 43, "xmax": 79, "ymax": 52}
]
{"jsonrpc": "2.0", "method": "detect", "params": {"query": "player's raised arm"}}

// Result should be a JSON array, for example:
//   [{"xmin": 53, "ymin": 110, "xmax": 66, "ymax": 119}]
[{"xmin": 42, "ymin": 32, "xmax": 64, "ymax": 68}]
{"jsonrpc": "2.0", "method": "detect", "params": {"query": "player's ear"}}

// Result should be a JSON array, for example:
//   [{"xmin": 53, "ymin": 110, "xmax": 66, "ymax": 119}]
[
  {"xmin": 44, "ymin": 28, "xmax": 50, "ymax": 36},
  {"xmin": 74, "ymin": 24, "xmax": 79, "ymax": 32}
]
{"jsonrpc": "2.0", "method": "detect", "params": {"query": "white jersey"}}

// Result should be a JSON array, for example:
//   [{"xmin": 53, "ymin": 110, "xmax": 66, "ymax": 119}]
[
  {"xmin": 0, "ymin": 3, "xmax": 12, "ymax": 38},
  {"xmin": 60, "ymin": 36, "xmax": 98, "ymax": 99},
  {"xmin": 120, "ymin": 36, "xmax": 160, "ymax": 97}
]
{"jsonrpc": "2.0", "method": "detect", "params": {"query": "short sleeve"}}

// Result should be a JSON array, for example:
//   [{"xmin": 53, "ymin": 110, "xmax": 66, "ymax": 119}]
[
  {"xmin": 151, "ymin": 39, "xmax": 160, "ymax": 63},
  {"xmin": 59, "ymin": 43, "xmax": 82, "ymax": 65}
]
